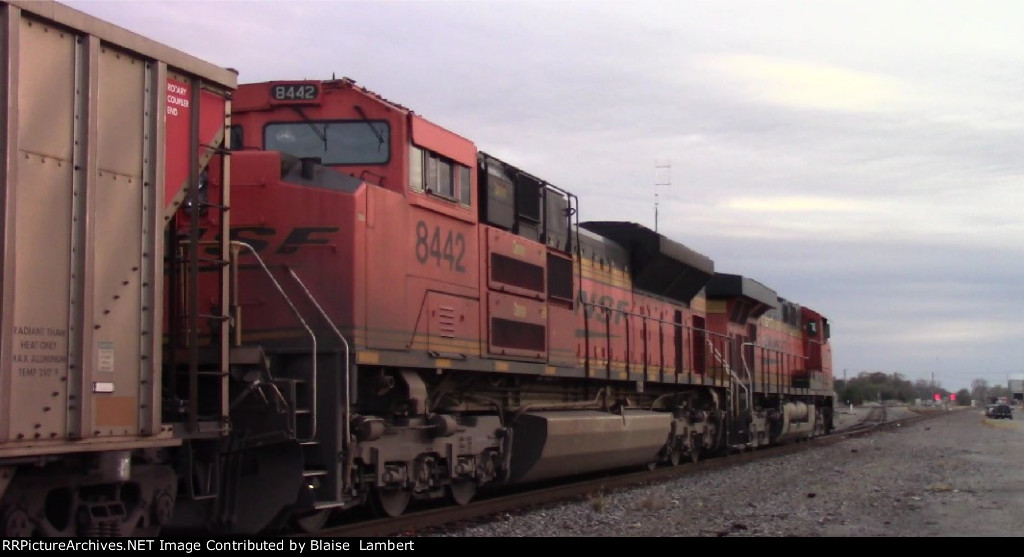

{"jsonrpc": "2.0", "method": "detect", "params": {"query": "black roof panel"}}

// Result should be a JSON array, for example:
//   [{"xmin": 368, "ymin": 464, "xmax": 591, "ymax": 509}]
[{"xmin": 580, "ymin": 221, "xmax": 714, "ymax": 303}]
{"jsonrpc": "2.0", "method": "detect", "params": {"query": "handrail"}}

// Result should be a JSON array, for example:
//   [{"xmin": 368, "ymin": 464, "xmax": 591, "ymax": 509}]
[
  {"xmin": 738, "ymin": 342, "xmax": 760, "ymax": 413},
  {"xmin": 284, "ymin": 266, "xmax": 351, "ymax": 462},
  {"xmin": 706, "ymin": 336, "xmax": 750, "ymax": 412},
  {"xmin": 230, "ymin": 241, "xmax": 318, "ymax": 441}
]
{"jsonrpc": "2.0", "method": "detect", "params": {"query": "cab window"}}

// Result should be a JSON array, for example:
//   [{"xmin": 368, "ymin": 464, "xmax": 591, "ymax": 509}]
[
  {"xmin": 264, "ymin": 121, "xmax": 390, "ymax": 165},
  {"xmin": 409, "ymin": 145, "xmax": 470, "ymax": 206}
]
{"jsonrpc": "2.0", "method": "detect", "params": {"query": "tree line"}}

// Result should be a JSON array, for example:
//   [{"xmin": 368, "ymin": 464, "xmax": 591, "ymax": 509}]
[{"xmin": 834, "ymin": 371, "xmax": 1010, "ymax": 406}]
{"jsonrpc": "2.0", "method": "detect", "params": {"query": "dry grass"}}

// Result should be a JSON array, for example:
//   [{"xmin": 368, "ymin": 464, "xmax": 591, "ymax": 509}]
[
  {"xmin": 639, "ymin": 495, "xmax": 667, "ymax": 511},
  {"xmin": 589, "ymin": 493, "xmax": 609, "ymax": 513}
]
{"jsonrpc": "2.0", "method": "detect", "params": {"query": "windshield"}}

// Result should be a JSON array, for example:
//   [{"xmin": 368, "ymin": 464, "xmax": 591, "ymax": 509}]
[{"xmin": 265, "ymin": 121, "xmax": 390, "ymax": 165}]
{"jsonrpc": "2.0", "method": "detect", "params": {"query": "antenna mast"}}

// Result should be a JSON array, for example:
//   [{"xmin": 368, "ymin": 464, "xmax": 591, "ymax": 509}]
[{"xmin": 654, "ymin": 160, "xmax": 671, "ymax": 232}]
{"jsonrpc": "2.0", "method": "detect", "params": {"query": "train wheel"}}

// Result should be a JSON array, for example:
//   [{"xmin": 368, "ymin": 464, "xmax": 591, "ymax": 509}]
[
  {"xmin": 370, "ymin": 487, "xmax": 410, "ymax": 518},
  {"xmin": 813, "ymin": 410, "xmax": 826, "ymax": 437},
  {"xmin": 669, "ymin": 446, "xmax": 682, "ymax": 467},
  {"xmin": 447, "ymin": 479, "xmax": 477, "ymax": 506},
  {"xmin": 292, "ymin": 509, "xmax": 331, "ymax": 533},
  {"xmin": 0, "ymin": 506, "xmax": 33, "ymax": 537}
]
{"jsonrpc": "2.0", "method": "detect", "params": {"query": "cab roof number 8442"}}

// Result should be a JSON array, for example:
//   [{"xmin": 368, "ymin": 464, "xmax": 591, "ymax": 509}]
[{"xmin": 272, "ymin": 83, "xmax": 319, "ymax": 101}]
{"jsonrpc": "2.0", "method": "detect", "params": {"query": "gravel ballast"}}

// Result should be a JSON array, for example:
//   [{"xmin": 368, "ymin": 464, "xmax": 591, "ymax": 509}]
[{"xmin": 436, "ymin": 406, "xmax": 1024, "ymax": 537}]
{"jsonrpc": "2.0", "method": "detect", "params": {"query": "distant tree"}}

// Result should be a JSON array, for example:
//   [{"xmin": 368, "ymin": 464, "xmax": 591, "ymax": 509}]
[
  {"xmin": 971, "ymin": 378, "xmax": 989, "ymax": 405},
  {"xmin": 839, "ymin": 371, "xmax": 920, "ymax": 405},
  {"xmin": 955, "ymin": 388, "xmax": 971, "ymax": 406},
  {"xmin": 988, "ymin": 384, "xmax": 1010, "ymax": 403},
  {"xmin": 914, "ymin": 378, "xmax": 936, "ymax": 401}
]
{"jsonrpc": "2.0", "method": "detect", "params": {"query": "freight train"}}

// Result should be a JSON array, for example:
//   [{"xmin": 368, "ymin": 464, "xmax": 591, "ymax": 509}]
[{"xmin": 0, "ymin": 0, "xmax": 833, "ymax": 536}]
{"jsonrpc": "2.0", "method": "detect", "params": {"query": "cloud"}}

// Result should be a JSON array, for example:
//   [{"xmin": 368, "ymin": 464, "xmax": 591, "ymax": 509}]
[
  {"xmin": 725, "ymin": 196, "xmax": 874, "ymax": 213},
  {"xmin": 701, "ymin": 53, "xmax": 912, "ymax": 113},
  {"xmin": 851, "ymin": 318, "xmax": 1023, "ymax": 346}
]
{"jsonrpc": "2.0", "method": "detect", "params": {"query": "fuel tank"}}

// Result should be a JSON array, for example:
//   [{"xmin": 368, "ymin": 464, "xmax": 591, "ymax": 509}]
[
  {"xmin": 772, "ymin": 401, "xmax": 817, "ymax": 443},
  {"xmin": 508, "ymin": 410, "xmax": 672, "ymax": 484}
]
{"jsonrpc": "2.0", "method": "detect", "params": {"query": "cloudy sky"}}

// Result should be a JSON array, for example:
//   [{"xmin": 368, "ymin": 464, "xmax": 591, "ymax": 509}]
[{"xmin": 63, "ymin": 0, "xmax": 1024, "ymax": 392}]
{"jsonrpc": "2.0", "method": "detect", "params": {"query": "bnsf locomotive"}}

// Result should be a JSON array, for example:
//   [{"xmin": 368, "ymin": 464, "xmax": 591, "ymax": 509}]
[{"xmin": 0, "ymin": 0, "xmax": 833, "ymax": 536}]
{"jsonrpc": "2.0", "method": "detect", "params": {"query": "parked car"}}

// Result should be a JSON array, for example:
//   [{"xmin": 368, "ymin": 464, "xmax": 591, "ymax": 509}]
[{"xmin": 986, "ymin": 404, "xmax": 1013, "ymax": 419}]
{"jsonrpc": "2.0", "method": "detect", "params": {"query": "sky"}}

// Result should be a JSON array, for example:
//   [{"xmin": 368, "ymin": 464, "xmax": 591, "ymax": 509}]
[{"xmin": 61, "ymin": 0, "xmax": 1024, "ymax": 392}]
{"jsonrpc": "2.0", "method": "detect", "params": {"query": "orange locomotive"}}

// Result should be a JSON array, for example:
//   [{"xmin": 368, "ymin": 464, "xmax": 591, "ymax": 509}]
[
  {"xmin": 0, "ymin": 2, "xmax": 832, "ymax": 537},
  {"xmin": 185, "ymin": 77, "xmax": 835, "ymax": 530}
]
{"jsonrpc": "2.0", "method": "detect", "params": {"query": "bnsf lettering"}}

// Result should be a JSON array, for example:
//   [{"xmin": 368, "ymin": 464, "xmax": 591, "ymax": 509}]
[
  {"xmin": 276, "ymin": 227, "xmax": 336, "ymax": 254},
  {"xmin": 227, "ymin": 226, "xmax": 275, "ymax": 254},
  {"xmin": 414, "ymin": 221, "xmax": 466, "ymax": 273},
  {"xmin": 201, "ymin": 226, "xmax": 338, "ymax": 257},
  {"xmin": 579, "ymin": 290, "xmax": 631, "ymax": 324}
]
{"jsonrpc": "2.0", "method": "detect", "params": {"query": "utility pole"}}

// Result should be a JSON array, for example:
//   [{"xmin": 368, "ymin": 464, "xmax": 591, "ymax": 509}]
[
  {"xmin": 843, "ymin": 369, "xmax": 850, "ymax": 411},
  {"xmin": 654, "ymin": 161, "xmax": 670, "ymax": 233}
]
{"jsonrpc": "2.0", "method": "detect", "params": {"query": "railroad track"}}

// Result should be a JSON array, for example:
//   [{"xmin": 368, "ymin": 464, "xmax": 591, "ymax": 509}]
[{"xmin": 296, "ymin": 409, "xmax": 949, "ymax": 538}]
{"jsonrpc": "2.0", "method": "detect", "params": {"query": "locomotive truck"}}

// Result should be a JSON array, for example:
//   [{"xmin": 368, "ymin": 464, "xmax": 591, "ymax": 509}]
[{"xmin": 0, "ymin": 0, "xmax": 833, "ymax": 536}]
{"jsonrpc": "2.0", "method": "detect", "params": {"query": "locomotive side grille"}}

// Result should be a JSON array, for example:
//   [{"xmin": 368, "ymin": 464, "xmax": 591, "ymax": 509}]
[
  {"xmin": 491, "ymin": 254, "xmax": 544, "ymax": 294},
  {"xmin": 437, "ymin": 305, "xmax": 457, "ymax": 338},
  {"xmin": 515, "ymin": 173, "xmax": 542, "ymax": 222},
  {"xmin": 491, "ymin": 318, "xmax": 546, "ymax": 352},
  {"xmin": 547, "ymin": 253, "xmax": 573, "ymax": 302}
]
